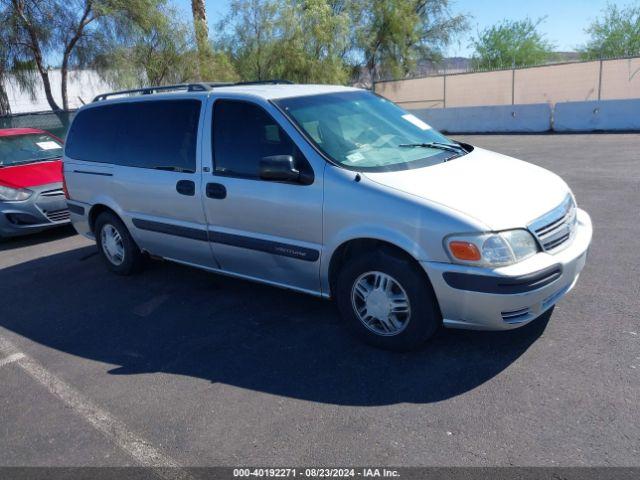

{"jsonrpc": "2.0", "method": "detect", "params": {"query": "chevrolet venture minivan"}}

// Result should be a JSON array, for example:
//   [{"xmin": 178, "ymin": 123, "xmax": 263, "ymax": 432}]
[{"xmin": 63, "ymin": 82, "xmax": 592, "ymax": 350}]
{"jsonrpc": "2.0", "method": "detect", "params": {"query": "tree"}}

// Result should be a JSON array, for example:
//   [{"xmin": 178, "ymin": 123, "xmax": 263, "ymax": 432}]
[
  {"xmin": 470, "ymin": 18, "xmax": 555, "ymax": 70},
  {"xmin": 2, "ymin": 0, "xmax": 164, "ymax": 111},
  {"xmin": 0, "ymin": 64, "xmax": 11, "ymax": 116},
  {"xmin": 97, "ymin": 6, "xmax": 237, "ymax": 88},
  {"xmin": 218, "ymin": 0, "xmax": 281, "ymax": 81},
  {"xmin": 353, "ymin": 0, "xmax": 469, "ymax": 83},
  {"xmin": 275, "ymin": 0, "xmax": 352, "ymax": 83},
  {"xmin": 218, "ymin": 0, "xmax": 467, "ymax": 85},
  {"xmin": 0, "ymin": 19, "xmax": 13, "ymax": 115},
  {"xmin": 96, "ymin": 10, "xmax": 199, "ymax": 88},
  {"xmin": 580, "ymin": 2, "xmax": 640, "ymax": 60},
  {"xmin": 189, "ymin": 0, "xmax": 237, "ymax": 82},
  {"xmin": 191, "ymin": 0, "xmax": 208, "ymax": 79},
  {"xmin": 3, "ymin": 0, "xmax": 58, "ymax": 110},
  {"xmin": 0, "ymin": 5, "xmax": 39, "ymax": 115}
]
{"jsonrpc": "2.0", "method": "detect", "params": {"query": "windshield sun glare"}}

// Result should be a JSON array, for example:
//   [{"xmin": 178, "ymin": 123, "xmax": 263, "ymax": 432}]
[{"xmin": 275, "ymin": 91, "xmax": 466, "ymax": 172}]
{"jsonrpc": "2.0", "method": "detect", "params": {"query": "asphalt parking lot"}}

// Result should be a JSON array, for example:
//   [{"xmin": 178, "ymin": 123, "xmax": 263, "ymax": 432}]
[{"xmin": 0, "ymin": 134, "xmax": 638, "ymax": 470}]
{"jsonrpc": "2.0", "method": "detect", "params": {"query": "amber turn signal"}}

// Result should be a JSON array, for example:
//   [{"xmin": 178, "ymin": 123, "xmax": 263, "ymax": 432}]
[{"xmin": 449, "ymin": 241, "xmax": 481, "ymax": 261}]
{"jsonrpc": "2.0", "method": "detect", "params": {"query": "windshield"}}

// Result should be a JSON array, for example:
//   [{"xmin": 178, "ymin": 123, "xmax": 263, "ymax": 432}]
[
  {"xmin": 274, "ymin": 91, "xmax": 466, "ymax": 172},
  {"xmin": 0, "ymin": 133, "xmax": 63, "ymax": 167}
]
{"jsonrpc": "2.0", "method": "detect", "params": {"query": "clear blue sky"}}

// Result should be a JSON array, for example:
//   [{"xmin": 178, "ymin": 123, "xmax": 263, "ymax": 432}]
[{"xmin": 171, "ymin": 0, "xmax": 616, "ymax": 56}]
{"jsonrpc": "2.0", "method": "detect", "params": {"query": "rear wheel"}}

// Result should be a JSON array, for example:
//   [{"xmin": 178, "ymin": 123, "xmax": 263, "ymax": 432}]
[
  {"xmin": 95, "ymin": 212, "xmax": 143, "ymax": 275},
  {"xmin": 336, "ymin": 250, "xmax": 441, "ymax": 351}
]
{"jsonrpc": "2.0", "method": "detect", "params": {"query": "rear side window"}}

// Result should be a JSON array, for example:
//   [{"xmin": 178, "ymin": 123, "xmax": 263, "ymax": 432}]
[
  {"xmin": 123, "ymin": 101, "xmax": 201, "ymax": 172},
  {"xmin": 66, "ymin": 104, "xmax": 126, "ymax": 163},
  {"xmin": 212, "ymin": 100, "xmax": 298, "ymax": 178},
  {"xmin": 66, "ymin": 100, "xmax": 201, "ymax": 172}
]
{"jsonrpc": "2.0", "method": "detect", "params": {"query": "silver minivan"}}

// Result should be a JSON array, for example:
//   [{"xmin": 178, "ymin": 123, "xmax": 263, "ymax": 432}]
[{"xmin": 63, "ymin": 82, "xmax": 592, "ymax": 350}]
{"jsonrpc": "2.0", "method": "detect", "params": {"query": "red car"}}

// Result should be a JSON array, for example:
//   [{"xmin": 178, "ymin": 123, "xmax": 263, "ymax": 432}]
[{"xmin": 0, "ymin": 128, "xmax": 69, "ymax": 239}]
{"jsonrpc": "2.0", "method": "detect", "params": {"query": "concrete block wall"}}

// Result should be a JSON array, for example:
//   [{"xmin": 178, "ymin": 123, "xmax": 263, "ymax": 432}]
[
  {"xmin": 554, "ymin": 99, "xmax": 640, "ymax": 132},
  {"xmin": 410, "ymin": 99, "xmax": 640, "ymax": 133},
  {"xmin": 411, "ymin": 104, "xmax": 552, "ymax": 133}
]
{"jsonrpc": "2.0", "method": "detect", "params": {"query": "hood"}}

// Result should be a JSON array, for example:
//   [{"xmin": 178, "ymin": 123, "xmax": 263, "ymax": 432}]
[
  {"xmin": 363, "ymin": 147, "xmax": 569, "ymax": 231},
  {"xmin": 0, "ymin": 160, "xmax": 63, "ymax": 189}
]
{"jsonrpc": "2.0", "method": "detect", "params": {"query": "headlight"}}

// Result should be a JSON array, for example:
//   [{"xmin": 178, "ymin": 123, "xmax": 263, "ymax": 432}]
[
  {"xmin": 445, "ymin": 229, "xmax": 539, "ymax": 267},
  {"xmin": 0, "ymin": 185, "xmax": 33, "ymax": 201}
]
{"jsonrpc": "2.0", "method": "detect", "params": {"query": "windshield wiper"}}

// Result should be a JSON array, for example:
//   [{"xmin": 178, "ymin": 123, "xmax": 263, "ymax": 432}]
[
  {"xmin": 152, "ymin": 165, "xmax": 195, "ymax": 173},
  {"xmin": 398, "ymin": 141, "xmax": 466, "ymax": 154}
]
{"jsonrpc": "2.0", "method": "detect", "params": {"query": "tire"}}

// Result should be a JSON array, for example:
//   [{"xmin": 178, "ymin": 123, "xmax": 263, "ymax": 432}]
[
  {"xmin": 336, "ymin": 250, "xmax": 441, "ymax": 351},
  {"xmin": 94, "ymin": 212, "xmax": 144, "ymax": 275}
]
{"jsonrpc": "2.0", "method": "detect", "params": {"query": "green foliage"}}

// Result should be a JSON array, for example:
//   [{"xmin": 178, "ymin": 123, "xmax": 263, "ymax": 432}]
[
  {"xmin": 1, "ymin": 0, "xmax": 471, "ymax": 110},
  {"xmin": 354, "ymin": 0, "xmax": 469, "ymax": 82},
  {"xmin": 580, "ymin": 2, "xmax": 640, "ymax": 59},
  {"xmin": 218, "ymin": 0, "xmax": 351, "ymax": 84},
  {"xmin": 1, "ymin": 0, "xmax": 238, "ymax": 109},
  {"xmin": 471, "ymin": 18, "xmax": 555, "ymax": 70},
  {"xmin": 0, "ymin": 4, "xmax": 40, "ymax": 114},
  {"xmin": 277, "ymin": 0, "xmax": 352, "ymax": 83},
  {"xmin": 96, "ymin": 5, "xmax": 239, "ymax": 88},
  {"xmin": 218, "ymin": 0, "xmax": 281, "ymax": 81},
  {"xmin": 1, "ymin": 0, "xmax": 170, "ymax": 109},
  {"xmin": 219, "ymin": 0, "xmax": 469, "ymax": 84},
  {"xmin": 95, "ymin": 9, "xmax": 199, "ymax": 88}
]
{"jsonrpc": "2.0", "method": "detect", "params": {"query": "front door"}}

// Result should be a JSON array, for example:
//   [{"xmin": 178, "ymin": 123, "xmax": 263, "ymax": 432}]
[{"xmin": 201, "ymin": 98, "xmax": 324, "ymax": 294}]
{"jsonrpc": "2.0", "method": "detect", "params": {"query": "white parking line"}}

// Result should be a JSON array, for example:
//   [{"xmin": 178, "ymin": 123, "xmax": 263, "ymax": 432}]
[{"xmin": 0, "ymin": 335, "xmax": 194, "ymax": 480}]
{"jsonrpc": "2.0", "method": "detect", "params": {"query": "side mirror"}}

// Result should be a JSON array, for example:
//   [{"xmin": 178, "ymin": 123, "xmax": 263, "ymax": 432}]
[{"xmin": 259, "ymin": 155, "xmax": 300, "ymax": 182}]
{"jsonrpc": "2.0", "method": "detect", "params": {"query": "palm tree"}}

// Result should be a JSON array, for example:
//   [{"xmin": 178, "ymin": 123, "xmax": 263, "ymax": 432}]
[{"xmin": 191, "ymin": 0, "xmax": 209, "ymax": 79}]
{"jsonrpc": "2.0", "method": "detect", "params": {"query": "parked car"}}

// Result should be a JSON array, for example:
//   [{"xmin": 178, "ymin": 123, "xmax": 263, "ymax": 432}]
[
  {"xmin": 0, "ymin": 128, "xmax": 69, "ymax": 239},
  {"xmin": 63, "ymin": 82, "xmax": 592, "ymax": 350}
]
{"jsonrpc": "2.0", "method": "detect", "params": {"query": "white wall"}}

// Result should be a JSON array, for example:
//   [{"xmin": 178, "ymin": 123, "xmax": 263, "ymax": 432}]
[{"xmin": 5, "ymin": 69, "xmax": 111, "ymax": 113}]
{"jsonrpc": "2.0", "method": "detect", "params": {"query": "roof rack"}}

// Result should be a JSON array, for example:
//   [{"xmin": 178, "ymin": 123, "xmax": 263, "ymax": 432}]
[
  {"xmin": 92, "ymin": 83, "xmax": 213, "ymax": 102},
  {"xmin": 92, "ymin": 79, "xmax": 294, "ymax": 102}
]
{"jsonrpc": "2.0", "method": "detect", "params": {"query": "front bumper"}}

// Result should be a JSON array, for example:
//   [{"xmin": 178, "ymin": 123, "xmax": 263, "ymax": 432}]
[
  {"xmin": 0, "ymin": 183, "xmax": 70, "ymax": 238},
  {"xmin": 422, "ymin": 208, "xmax": 592, "ymax": 330}
]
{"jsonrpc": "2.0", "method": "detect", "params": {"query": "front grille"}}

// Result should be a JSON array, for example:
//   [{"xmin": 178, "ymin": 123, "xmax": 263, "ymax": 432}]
[
  {"xmin": 45, "ymin": 208, "xmax": 70, "ymax": 222},
  {"xmin": 40, "ymin": 188, "xmax": 65, "ymax": 197},
  {"xmin": 528, "ymin": 195, "xmax": 577, "ymax": 253}
]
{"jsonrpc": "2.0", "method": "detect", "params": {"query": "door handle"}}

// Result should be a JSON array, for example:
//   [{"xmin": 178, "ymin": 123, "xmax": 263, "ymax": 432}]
[
  {"xmin": 206, "ymin": 183, "xmax": 227, "ymax": 199},
  {"xmin": 176, "ymin": 180, "xmax": 195, "ymax": 196}
]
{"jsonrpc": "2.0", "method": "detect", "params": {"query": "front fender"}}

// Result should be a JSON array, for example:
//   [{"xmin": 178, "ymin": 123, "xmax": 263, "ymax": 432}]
[{"xmin": 320, "ymin": 225, "xmax": 433, "ymax": 296}]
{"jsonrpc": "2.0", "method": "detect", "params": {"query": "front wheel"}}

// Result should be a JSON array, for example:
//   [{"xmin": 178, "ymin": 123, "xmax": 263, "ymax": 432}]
[{"xmin": 336, "ymin": 251, "xmax": 441, "ymax": 351}]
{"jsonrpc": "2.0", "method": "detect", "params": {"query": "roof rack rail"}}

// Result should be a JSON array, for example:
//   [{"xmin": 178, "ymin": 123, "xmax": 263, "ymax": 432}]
[
  {"xmin": 92, "ymin": 79, "xmax": 294, "ymax": 103},
  {"xmin": 204, "ymin": 82, "xmax": 235, "ymax": 87},
  {"xmin": 231, "ymin": 79, "xmax": 294, "ymax": 86},
  {"xmin": 92, "ymin": 83, "xmax": 213, "ymax": 102}
]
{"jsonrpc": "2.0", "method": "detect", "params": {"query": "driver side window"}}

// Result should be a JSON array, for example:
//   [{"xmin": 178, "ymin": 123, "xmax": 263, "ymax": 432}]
[{"xmin": 212, "ymin": 100, "xmax": 300, "ymax": 179}]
